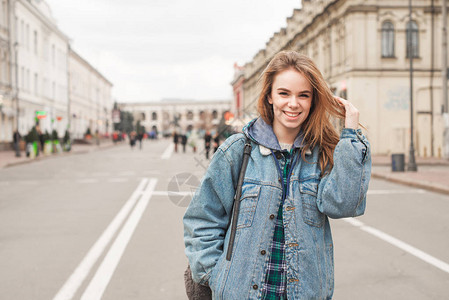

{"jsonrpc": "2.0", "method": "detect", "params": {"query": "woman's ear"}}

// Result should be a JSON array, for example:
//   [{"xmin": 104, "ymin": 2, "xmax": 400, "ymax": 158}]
[{"xmin": 267, "ymin": 96, "xmax": 273, "ymax": 105}]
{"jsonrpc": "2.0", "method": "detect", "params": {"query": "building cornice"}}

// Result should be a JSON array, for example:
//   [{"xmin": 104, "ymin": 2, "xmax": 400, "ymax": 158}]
[
  {"xmin": 69, "ymin": 48, "xmax": 113, "ymax": 87},
  {"xmin": 16, "ymin": 0, "xmax": 70, "ymax": 43}
]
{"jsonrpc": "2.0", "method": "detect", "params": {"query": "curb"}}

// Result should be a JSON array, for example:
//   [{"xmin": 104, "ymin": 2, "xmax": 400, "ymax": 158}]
[
  {"xmin": 371, "ymin": 171, "xmax": 449, "ymax": 196},
  {"xmin": 3, "ymin": 143, "xmax": 117, "ymax": 169}
]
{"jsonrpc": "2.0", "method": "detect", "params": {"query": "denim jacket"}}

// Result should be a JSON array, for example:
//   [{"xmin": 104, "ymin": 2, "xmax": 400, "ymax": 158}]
[{"xmin": 183, "ymin": 117, "xmax": 371, "ymax": 299}]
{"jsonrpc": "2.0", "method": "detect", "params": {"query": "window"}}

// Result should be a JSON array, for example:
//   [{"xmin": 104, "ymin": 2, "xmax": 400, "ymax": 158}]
[
  {"xmin": 212, "ymin": 110, "xmax": 218, "ymax": 119},
  {"xmin": 34, "ymin": 73, "xmax": 38, "ymax": 95},
  {"xmin": 406, "ymin": 21, "xmax": 419, "ymax": 58},
  {"xmin": 381, "ymin": 21, "xmax": 395, "ymax": 57},
  {"xmin": 152, "ymin": 112, "xmax": 157, "ymax": 120},
  {"xmin": 34, "ymin": 30, "xmax": 38, "ymax": 55},
  {"xmin": 186, "ymin": 111, "xmax": 193, "ymax": 120},
  {"xmin": 26, "ymin": 24, "xmax": 29, "ymax": 50}
]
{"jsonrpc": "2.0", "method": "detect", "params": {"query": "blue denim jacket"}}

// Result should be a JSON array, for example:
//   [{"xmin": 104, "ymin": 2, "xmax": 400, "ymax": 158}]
[{"xmin": 184, "ymin": 118, "xmax": 371, "ymax": 299}]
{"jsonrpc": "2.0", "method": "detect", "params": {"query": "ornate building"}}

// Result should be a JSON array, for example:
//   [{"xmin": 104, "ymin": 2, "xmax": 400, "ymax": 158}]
[
  {"xmin": 118, "ymin": 99, "xmax": 231, "ymax": 135},
  {"xmin": 234, "ymin": 0, "xmax": 448, "ymax": 157}
]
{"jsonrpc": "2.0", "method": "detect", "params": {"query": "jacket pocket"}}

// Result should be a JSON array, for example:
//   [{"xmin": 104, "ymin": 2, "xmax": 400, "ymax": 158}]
[
  {"xmin": 300, "ymin": 181, "xmax": 325, "ymax": 227},
  {"xmin": 237, "ymin": 183, "xmax": 261, "ymax": 229}
]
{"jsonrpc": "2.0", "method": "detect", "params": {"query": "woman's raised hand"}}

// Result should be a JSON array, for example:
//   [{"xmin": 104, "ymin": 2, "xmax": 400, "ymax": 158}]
[{"xmin": 335, "ymin": 96, "xmax": 359, "ymax": 129}]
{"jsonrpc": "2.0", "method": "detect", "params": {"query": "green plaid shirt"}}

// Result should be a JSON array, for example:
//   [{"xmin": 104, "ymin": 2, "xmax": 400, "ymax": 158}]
[{"xmin": 261, "ymin": 147, "xmax": 293, "ymax": 299}]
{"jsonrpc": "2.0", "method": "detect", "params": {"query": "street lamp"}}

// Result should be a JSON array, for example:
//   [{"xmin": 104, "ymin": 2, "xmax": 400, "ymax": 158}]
[
  {"xmin": 407, "ymin": 0, "xmax": 417, "ymax": 171},
  {"xmin": 13, "ymin": 41, "xmax": 21, "ymax": 157}
]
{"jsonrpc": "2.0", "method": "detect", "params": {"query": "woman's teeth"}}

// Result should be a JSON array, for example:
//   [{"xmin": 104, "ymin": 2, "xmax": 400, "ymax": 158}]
[{"xmin": 284, "ymin": 112, "xmax": 300, "ymax": 117}]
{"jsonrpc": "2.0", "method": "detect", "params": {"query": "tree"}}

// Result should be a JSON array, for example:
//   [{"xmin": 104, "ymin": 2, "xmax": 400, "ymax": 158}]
[{"xmin": 117, "ymin": 111, "xmax": 134, "ymax": 134}]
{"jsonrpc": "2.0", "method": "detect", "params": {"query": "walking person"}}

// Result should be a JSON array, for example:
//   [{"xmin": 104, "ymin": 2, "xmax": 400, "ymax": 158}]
[
  {"xmin": 204, "ymin": 130, "xmax": 212, "ymax": 159},
  {"xmin": 183, "ymin": 51, "xmax": 371, "ymax": 299},
  {"xmin": 181, "ymin": 133, "xmax": 188, "ymax": 153},
  {"xmin": 173, "ymin": 131, "xmax": 179, "ymax": 153}
]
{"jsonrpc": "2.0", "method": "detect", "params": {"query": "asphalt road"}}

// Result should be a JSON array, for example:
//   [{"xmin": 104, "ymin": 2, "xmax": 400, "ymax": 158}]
[{"xmin": 0, "ymin": 139, "xmax": 448, "ymax": 299}]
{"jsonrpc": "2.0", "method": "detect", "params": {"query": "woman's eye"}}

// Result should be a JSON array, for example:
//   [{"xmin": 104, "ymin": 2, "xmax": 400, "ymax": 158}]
[
  {"xmin": 299, "ymin": 94, "xmax": 310, "ymax": 98},
  {"xmin": 279, "ymin": 92, "xmax": 288, "ymax": 96}
]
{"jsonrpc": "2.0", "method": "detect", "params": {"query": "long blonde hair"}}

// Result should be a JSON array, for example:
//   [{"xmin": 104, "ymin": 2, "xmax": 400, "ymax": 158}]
[{"xmin": 257, "ymin": 51, "xmax": 345, "ymax": 173}]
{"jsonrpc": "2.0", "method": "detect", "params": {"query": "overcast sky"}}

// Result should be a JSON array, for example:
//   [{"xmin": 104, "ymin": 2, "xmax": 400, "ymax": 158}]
[{"xmin": 45, "ymin": 0, "xmax": 301, "ymax": 103}]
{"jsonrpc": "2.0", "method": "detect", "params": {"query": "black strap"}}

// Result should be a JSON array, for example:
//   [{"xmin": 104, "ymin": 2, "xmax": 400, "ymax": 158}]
[{"xmin": 226, "ymin": 137, "xmax": 252, "ymax": 261}]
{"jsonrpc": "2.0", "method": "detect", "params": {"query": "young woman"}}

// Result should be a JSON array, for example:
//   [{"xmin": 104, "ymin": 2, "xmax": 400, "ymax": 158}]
[{"xmin": 184, "ymin": 51, "xmax": 371, "ymax": 299}]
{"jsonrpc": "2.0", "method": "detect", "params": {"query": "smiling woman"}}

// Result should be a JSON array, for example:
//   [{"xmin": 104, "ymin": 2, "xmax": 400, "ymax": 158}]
[{"xmin": 184, "ymin": 51, "xmax": 372, "ymax": 299}]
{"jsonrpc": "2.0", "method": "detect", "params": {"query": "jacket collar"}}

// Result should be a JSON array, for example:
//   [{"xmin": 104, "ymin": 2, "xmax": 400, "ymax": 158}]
[{"xmin": 243, "ymin": 117, "xmax": 311, "ymax": 156}]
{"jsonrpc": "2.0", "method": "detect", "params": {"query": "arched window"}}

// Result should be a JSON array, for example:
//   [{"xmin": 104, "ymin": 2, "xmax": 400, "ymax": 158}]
[
  {"xmin": 381, "ymin": 21, "xmax": 395, "ymax": 57},
  {"xmin": 187, "ymin": 111, "xmax": 194, "ymax": 120},
  {"xmin": 406, "ymin": 21, "xmax": 419, "ymax": 58},
  {"xmin": 141, "ymin": 112, "xmax": 145, "ymax": 120},
  {"xmin": 212, "ymin": 110, "xmax": 218, "ymax": 119},
  {"xmin": 152, "ymin": 112, "xmax": 157, "ymax": 120}
]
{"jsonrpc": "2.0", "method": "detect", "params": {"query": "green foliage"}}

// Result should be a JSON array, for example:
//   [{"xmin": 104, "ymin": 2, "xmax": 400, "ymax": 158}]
[
  {"xmin": 85, "ymin": 127, "xmax": 92, "ymax": 136},
  {"xmin": 43, "ymin": 131, "xmax": 51, "ymax": 141},
  {"xmin": 51, "ymin": 129, "xmax": 59, "ymax": 140},
  {"xmin": 136, "ymin": 120, "xmax": 145, "ymax": 135},
  {"xmin": 117, "ymin": 111, "xmax": 134, "ymax": 134},
  {"xmin": 27, "ymin": 126, "xmax": 39, "ymax": 143},
  {"xmin": 63, "ymin": 130, "xmax": 70, "ymax": 143}
]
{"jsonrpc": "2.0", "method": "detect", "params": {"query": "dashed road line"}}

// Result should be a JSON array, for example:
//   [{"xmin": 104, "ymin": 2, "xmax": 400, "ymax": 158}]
[
  {"xmin": 161, "ymin": 143, "xmax": 174, "ymax": 160},
  {"xmin": 343, "ymin": 218, "xmax": 449, "ymax": 274}
]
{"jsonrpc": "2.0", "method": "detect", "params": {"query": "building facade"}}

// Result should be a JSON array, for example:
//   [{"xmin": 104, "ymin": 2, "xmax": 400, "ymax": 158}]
[
  {"xmin": 69, "ymin": 49, "xmax": 113, "ymax": 139},
  {"xmin": 236, "ymin": 0, "xmax": 448, "ymax": 157},
  {"xmin": 0, "ymin": 0, "xmax": 13, "ymax": 149},
  {"xmin": 12, "ymin": 0, "xmax": 70, "ymax": 138},
  {"xmin": 118, "ymin": 99, "xmax": 231, "ymax": 135}
]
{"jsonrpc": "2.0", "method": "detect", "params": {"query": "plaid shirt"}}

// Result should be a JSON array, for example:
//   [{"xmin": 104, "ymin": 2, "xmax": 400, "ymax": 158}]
[{"xmin": 261, "ymin": 148, "xmax": 293, "ymax": 299}]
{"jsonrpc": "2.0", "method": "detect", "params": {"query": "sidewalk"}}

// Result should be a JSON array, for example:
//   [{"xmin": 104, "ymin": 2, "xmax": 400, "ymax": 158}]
[
  {"xmin": 371, "ymin": 155, "xmax": 449, "ymax": 195},
  {"xmin": 0, "ymin": 139, "xmax": 117, "ymax": 169}
]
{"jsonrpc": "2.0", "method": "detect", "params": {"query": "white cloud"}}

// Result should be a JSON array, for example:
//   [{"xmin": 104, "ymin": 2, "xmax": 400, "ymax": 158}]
[{"xmin": 46, "ymin": 0, "xmax": 301, "ymax": 102}]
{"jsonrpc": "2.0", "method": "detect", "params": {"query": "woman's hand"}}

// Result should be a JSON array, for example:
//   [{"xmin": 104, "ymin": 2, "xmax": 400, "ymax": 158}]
[{"xmin": 335, "ymin": 97, "xmax": 359, "ymax": 129}]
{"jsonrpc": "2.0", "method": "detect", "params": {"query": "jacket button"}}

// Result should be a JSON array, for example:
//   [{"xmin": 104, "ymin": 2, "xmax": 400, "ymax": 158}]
[
  {"xmin": 253, "ymin": 284, "xmax": 258, "ymax": 290},
  {"xmin": 269, "ymin": 214, "xmax": 275, "ymax": 219},
  {"xmin": 275, "ymin": 152, "xmax": 282, "ymax": 159},
  {"xmin": 261, "ymin": 250, "xmax": 266, "ymax": 255}
]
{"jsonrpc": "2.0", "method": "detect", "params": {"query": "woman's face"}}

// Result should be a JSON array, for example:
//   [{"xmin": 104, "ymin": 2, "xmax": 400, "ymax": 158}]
[{"xmin": 269, "ymin": 68, "xmax": 313, "ymax": 143}]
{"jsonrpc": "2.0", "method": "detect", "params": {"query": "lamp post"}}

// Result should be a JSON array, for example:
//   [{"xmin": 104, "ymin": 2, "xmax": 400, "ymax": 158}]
[
  {"xmin": 407, "ymin": 0, "xmax": 418, "ymax": 171},
  {"xmin": 13, "ymin": 41, "xmax": 21, "ymax": 157},
  {"xmin": 443, "ymin": 0, "xmax": 449, "ymax": 159}
]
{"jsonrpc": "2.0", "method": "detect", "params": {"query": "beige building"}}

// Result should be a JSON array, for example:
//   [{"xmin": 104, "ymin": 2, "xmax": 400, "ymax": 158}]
[
  {"xmin": 69, "ymin": 49, "xmax": 113, "ymax": 139},
  {"xmin": 0, "ymin": 0, "xmax": 13, "ymax": 149},
  {"xmin": 237, "ymin": 0, "xmax": 448, "ymax": 157},
  {"xmin": 118, "ymin": 99, "xmax": 231, "ymax": 135}
]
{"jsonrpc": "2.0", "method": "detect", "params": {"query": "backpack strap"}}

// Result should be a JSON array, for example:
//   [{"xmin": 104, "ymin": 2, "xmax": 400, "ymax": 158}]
[{"xmin": 226, "ymin": 136, "xmax": 252, "ymax": 261}]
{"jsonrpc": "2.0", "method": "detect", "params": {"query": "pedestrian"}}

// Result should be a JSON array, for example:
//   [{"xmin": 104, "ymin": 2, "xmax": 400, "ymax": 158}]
[
  {"xmin": 129, "ymin": 131, "xmax": 136, "ymax": 149},
  {"xmin": 137, "ymin": 132, "xmax": 143, "ymax": 150},
  {"xmin": 183, "ymin": 51, "xmax": 371, "ymax": 299},
  {"xmin": 181, "ymin": 133, "xmax": 187, "ymax": 153},
  {"xmin": 204, "ymin": 130, "xmax": 212, "ymax": 159},
  {"xmin": 212, "ymin": 132, "xmax": 220, "ymax": 154},
  {"xmin": 173, "ymin": 131, "xmax": 179, "ymax": 153},
  {"xmin": 188, "ymin": 130, "xmax": 199, "ymax": 153},
  {"xmin": 13, "ymin": 130, "xmax": 21, "ymax": 154}
]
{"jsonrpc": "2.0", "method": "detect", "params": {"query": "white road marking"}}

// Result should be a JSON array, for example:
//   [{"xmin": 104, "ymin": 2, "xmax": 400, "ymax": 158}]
[
  {"xmin": 161, "ymin": 143, "xmax": 174, "ymax": 160},
  {"xmin": 80, "ymin": 178, "xmax": 158, "ymax": 300},
  {"xmin": 52, "ymin": 178, "xmax": 150, "ymax": 300},
  {"xmin": 367, "ymin": 189, "xmax": 426, "ymax": 195},
  {"xmin": 153, "ymin": 190, "xmax": 191, "ymax": 196},
  {"xmin": 343, "ymin": 218, "xmax": 449, "ymax": 274}
]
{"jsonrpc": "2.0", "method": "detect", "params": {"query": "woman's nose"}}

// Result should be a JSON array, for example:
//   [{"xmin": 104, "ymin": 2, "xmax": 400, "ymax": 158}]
[{"xmin": 288, "ymin": 96, "xmax": 299, "ymax": 109}]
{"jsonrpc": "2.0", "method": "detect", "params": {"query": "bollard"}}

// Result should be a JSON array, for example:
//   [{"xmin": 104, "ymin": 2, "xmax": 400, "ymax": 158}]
[{"xmin": 391, "ymin": 153, "xmax": 405, "ymax": 172}]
